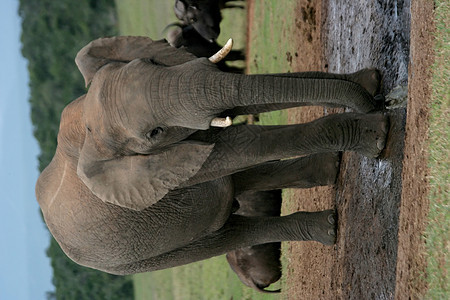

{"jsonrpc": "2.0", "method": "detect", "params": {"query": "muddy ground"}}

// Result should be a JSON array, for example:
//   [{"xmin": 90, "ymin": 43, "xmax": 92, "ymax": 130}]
[{"xmin": 247, "ymin": 0, "xmax": 435, "ymax": 299}]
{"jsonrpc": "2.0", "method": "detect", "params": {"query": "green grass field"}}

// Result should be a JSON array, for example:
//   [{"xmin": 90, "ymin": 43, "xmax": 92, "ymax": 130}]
[
  {"xmin": 424, "ymin": 1, "xmax": 449, "ymax": 298},
  {"xmin": 114, "ymin": 0, "xmax": 448, "ymax": 298}
]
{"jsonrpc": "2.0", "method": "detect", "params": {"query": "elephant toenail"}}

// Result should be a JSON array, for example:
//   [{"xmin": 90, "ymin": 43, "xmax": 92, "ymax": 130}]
[
  {"xmin": 327, "ymin": 214, "xmax": 336, "ymax": 224},
  {"xmin": 377, "ymin": 138, "xmax": 385, "ymax": 150},
  {"xmin": 328, "ymin": 229, "xmax": 336, "ymax": 236},
  {"xmin": 374, "ymin": 94, "xmax": 385, "ymax": 102}
]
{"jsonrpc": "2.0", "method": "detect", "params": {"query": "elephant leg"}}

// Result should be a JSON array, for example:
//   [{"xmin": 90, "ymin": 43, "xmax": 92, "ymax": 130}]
[
  {"xmin": 106, "ymin": 211, "xmax": 336, "ymax": 275},
  {"xmin": 186, "ymin": 112, "xmax": 388, "ymax": 186},
  {"xmin": 232, "ymin": 153, "xmax": 340, "ymax": 196}
]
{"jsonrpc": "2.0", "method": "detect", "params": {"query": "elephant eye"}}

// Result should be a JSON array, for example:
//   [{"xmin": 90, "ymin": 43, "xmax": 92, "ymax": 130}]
[{"xmin": 146, "ymin": 127, "xmax": 164, "ymax": 139}]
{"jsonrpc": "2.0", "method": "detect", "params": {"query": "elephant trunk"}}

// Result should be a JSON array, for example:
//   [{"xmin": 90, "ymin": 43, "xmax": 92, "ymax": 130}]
[
  {"xmin": 210, "ymin": 72, "xmax": 377, "ymax": 116},
  {"xmin": 141, "ymin": 65, "xmax": 376, "ymax": 130}
]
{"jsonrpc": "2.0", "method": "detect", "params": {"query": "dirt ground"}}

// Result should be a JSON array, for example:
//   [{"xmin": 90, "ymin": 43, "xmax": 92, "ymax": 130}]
[{"xmin": 247, "ymin": 0, "xmax": 435, "ymax": 299}]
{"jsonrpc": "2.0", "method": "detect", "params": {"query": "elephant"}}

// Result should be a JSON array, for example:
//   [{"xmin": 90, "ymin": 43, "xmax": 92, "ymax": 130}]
[
  {"xmin": 226, "ymin": 190, "xmax": 282, "ymax": 293},
  {"xmin": 167, "ymin": 24, "xmax": 245, "ymax": 73},
  {"xmin": 174, "ymin": 0, "xmax": 245, "ymax": 41},
  {"xmin": 35, "ymin": 36, "xmax": 389, "ymax": 276}
]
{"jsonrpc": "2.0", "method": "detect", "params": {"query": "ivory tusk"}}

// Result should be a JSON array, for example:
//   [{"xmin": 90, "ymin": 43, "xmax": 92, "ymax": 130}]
[
  {"xmin": 208, "ymin": 38, "xmax": 233, "ymax": 63},
  {"xmin": 210, "ymin": 116, "xmax": 233, "ymax": 127}
]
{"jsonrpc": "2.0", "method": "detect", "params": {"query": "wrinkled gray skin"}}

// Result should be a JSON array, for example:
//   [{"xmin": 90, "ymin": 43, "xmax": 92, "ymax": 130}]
[
  {"xmin": 227, "ymin": 190, "xmax": 282, "ymax": 293},
  {"xmin": 174, "ymin": 0, "xmax": 244, "ymax": 41},
  {"xmin": 35, "ymin": 36, "xmax": 389, "ymax": 275},
  {"xmin": 167, "ymin": 24, "xmax": 244, "ymax": 72}
]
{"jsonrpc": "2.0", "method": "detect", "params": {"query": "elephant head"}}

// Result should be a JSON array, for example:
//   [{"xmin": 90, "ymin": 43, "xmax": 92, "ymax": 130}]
[
  {"xmin": 174, "ymin": 0, "xmax": 222, "ymax": 42},
  {"xmin": 74, "ymin": 36, "xmax": 235, "ymax": 211}
]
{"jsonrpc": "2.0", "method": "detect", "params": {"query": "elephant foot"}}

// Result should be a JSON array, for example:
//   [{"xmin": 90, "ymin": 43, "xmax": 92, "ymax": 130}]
[
  {"xmin": 290, "ymin": 210, "xmax": 337, "ymax": 245},
  {"xmin": 347, "ymin": 68, "xmax": 382, "ymax": 97},
  {"xmin": 316, "ymin": 152, "xmax": 341, "ymax": 184},
  {"xmin": 352, "ymin": 112, "xmax": 389, "ymax": 158}
]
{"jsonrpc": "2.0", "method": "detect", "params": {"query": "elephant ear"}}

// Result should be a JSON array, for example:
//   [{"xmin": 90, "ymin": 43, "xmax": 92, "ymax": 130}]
[
  {"xmin": 77, "ymin": 135, "xmax": 214, "ymax": 211},
  {"xmin": 75, "ymin": 36, "xmax": 198, "ymax": 87},
  {"xmin": 174, "ymin": 0, "xmax": 187, "ymax": 20}
]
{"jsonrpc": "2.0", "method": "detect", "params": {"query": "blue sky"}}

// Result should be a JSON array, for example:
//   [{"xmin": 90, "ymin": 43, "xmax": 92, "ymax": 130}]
[{"xmin": 0, "ymin": 1, "xmax": 54, "ymax": 299}]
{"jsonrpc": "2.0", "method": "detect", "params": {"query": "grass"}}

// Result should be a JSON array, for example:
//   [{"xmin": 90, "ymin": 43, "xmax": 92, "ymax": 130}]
[
  {"xmin": 114, "ymin": 0, "xmax": 176, "ymax": 38},
  {"xmin": 114, "ymin": 0, "xmax": 246, "ymax": 49},
  {"xmin": 247, "ymin": 0, "xmax": 299, "ymax": 75},
  {"xmin": 424, "ymin": 0, "xmax": 449, "ymax": 298},
  {"xmin": 132, "ymin": 256, "xmax": 248, "ymax": 300}
]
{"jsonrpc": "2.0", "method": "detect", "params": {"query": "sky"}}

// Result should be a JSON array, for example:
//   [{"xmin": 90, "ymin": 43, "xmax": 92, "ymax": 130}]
[{"xmin": 0, "ymin": 1, "xmax": 54, "ymax": 299}]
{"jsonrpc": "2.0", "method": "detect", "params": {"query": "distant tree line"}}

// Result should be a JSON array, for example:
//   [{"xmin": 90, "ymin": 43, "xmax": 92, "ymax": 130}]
[{"xmin": 19, "ymin": 0, "xmax": 134, "ymax": 298}]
